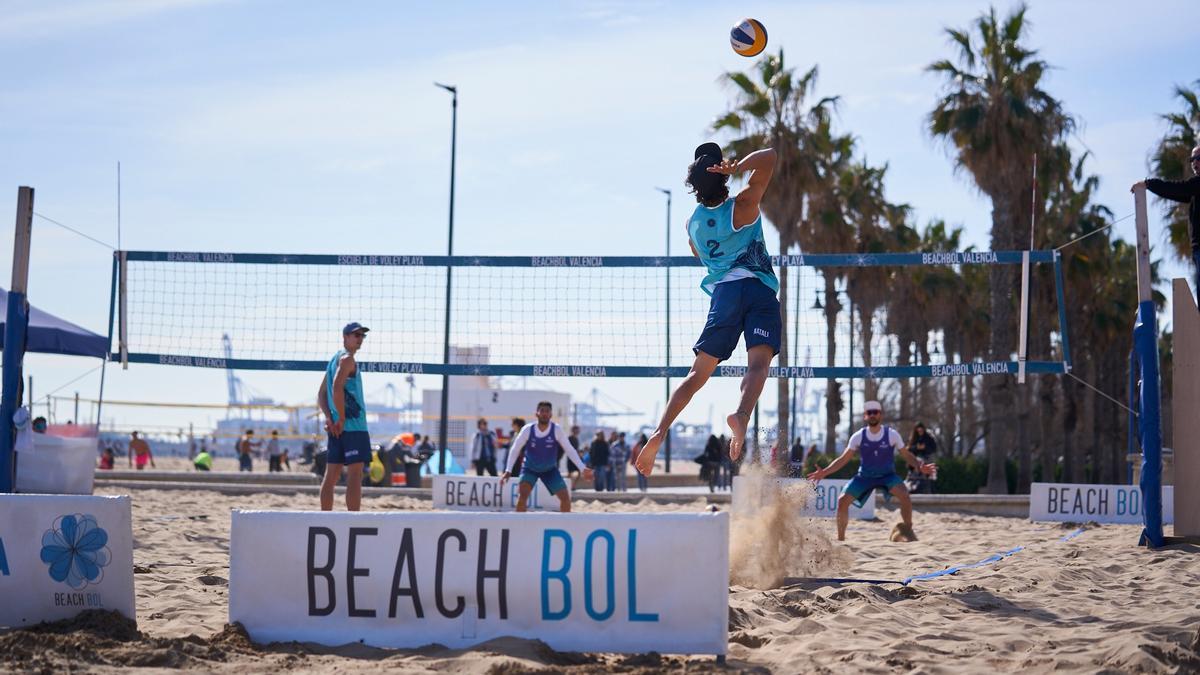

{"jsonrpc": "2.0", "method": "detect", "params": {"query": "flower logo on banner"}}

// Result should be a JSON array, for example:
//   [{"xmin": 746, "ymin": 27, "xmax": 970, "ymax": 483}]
[{"xmin": 39, "ymin": 513, "xmax": 112, "ymax": 590}]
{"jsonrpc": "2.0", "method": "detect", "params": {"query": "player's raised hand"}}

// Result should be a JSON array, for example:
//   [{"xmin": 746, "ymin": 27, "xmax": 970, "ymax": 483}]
[{"xmin": 706, "ymin": 158, "xmax": 738, "ymax": 176}]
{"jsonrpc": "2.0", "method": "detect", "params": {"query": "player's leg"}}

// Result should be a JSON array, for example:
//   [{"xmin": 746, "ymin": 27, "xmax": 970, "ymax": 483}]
[
  {"xmin": 345, "ymin": 462, "xmax": 364, "ymax": 511},
  {"xmin": 835, "ymin": 492, "xmax": 854, "ymax": 541},
  {"xmin": 320, "ymin": 463, "xmax": 343, "ymax": 511},
  {"xmin": 555, "ymin": 487, "xmax": 571, "ymax": 512},
  {"xmin": 727, "ymin": 344, "xmax": 774, "ymax": 461},
  {"xmin": 635, "ymin": 352, "xmax": 720, "ymax": 476},
  {"xmin": 730, "ymin": 280, "xmax": 782, "ymax": 461},
  {"xmin": 516, "ymin": 480, "xmax": 533, "ymax": 512},
  {"xmin": 889, "ymin": 482, "xmax": 913, "ymax": 529}
]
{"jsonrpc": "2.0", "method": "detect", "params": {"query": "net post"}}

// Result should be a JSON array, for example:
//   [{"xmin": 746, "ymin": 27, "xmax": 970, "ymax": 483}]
[
  {"xmin": 0, "ymin": 186, "xmax": 34, "ymax": 493},
  {"xmin": 1132, "ymin": 185, "xmax": 1163, "ymax": 547}
]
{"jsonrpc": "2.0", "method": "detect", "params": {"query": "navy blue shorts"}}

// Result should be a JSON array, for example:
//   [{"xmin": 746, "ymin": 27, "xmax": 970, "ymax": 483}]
[
  {"xmin": 327, "ymin": 430, "xmax": 371, "ymax": 465},
  {"xmin": 520, "ymin": 464, "xmax": 568, "ymax": 495},
  {"xmin": 694, "ymin": 277, "xmax": 781, "ymax": 362}
]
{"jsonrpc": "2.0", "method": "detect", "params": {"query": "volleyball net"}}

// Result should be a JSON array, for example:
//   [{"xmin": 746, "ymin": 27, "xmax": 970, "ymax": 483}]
[{"xmin": 111, "ymin": 249, "xmax": 1070, "ymax": 379}]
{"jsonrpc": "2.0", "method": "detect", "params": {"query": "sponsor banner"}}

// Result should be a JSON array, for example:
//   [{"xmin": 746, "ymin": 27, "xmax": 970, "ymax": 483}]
[
  {"xmin": 0, "ymin": 495, "xmax": 135, "ymax": 627},
  {"xmin": 433, "ymin": 475, "xmax": 562, "ymax": 512},
  {"xmin": 230, "ymin": 510, "xmax": 728, "ymax": 655},
  {"xmin": 1030, "ymin": 483, "xmax": 1175, "ymax": 524},
  {"xmin": 732, "ymin": 477, "xmax": 875, "ymax": 520}
]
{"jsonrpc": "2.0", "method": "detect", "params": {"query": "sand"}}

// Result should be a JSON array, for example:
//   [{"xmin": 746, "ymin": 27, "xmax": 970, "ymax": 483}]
[{"xmin": 2, "ymin": 480, "xmax": 1198, "ymax": 673}]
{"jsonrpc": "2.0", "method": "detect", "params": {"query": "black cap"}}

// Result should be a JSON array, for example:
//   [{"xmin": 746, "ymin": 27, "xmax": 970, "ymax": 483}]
[
  {"xmin": 694, "ymin": 142, "xmax": 722, "ymax": 162},
  {"xmin": 688, "ymin": 142, "xmax": 727, "ymax": 195},
  {"xmin": 343, "ymin": 322, "xmax": 370, "ymax": 335}
]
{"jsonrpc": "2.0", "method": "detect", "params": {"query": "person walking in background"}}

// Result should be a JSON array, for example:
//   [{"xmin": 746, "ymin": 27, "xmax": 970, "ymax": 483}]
[
  {"xmin": 589, "ymin": 430, "xmax": 610, "ymax": 492},
  {"xmin": 906, "ymin": 422, "xmax": 938, "ymax": 494},
  {"xmin": 504, "ymin": 417, "xmax": 526, "ymax": 476},
  {"xmin": 237, "ymin": 430, "xmax": 260, "ymax": 472},
  {"xmin": 1134, "ymin": 143, "xmax": 1200, "ymax": 301},
  {"xmin": 128, "ymin": 431, "xmax": 155, "ymax": 470},
  {"xmin": 267, "ymin": 430, "xmax": 285, "ymax": 472},
  {"xmin": 631, "ymin": 433, "xmax": 650, "ymax": 492},
  {"xmin": 469, "ymin": 418, "xmax": 499, "ymax": 476},
  {"xmin": 609, "ymin": 431, "xmax": 629, "ymax": 492},
  {"xmin": 564, "ymin": 425, "xmax": 584, "ymax": 488}
]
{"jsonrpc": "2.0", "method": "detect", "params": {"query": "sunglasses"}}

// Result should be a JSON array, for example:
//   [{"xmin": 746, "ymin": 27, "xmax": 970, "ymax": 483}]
[{"xmin": 865, "ymin": 410, "xmax": 881, "ymax": 416}]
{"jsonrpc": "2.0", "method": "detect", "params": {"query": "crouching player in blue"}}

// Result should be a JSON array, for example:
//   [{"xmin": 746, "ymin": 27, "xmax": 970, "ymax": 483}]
[
  {"xmin": 500, "ymin": 401, "xmax": 593, "ymax": 512},
  {"xmin": 808, "ymin": 400, "xmax": 936, "ymax": 541}
]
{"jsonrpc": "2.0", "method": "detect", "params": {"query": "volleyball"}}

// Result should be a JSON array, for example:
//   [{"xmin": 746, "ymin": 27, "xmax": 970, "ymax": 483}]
[{"xmin": 730, "ymin": 18, "xmax": 768, "ymax": 57}]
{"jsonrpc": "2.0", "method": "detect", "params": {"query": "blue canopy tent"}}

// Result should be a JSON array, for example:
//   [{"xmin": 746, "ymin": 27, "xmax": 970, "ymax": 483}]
[{"xmin": 0, "ymin": 287, "xmax": 107, "ymax": 358}]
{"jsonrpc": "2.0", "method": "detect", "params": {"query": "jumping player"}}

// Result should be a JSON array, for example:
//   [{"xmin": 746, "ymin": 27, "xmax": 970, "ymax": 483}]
[
  {"xmin": 635, "ymin": 143, "xmax": 780, "ymax": 475},
  {"xmin": 807, "ymin": 400, "xmax": 936, "ymax": 541},
  {"xmin": 500, "ymin": 401, "xmax": 592, "ymax": 512}
]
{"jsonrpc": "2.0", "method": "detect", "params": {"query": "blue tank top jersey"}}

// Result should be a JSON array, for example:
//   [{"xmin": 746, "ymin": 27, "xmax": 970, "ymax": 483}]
[
  {"xmin": 686, "ymin": 197, "xmax": 779, "ymax": 296},
  {"xmin": 857, "ymin": 426, "xmax": 897, "ymax": 477},
  {"xmin": 523, "ymin": 422, "xmax": 561, "ymax": 472},
  {"xmin": 326, "ymin": 349, "xmax": 367, "ymax": 432}
]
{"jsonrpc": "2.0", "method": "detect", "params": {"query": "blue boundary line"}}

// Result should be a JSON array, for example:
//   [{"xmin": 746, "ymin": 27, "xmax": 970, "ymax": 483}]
[
  {"xmin": 787, "ymin": 528, "xmax": 1087, "ymax": 587},
  {"xmin": 123, "ymin": 250, "xmax": 1056, "ymax": 267},
  {"xmin": 117, "ymin": 352, "xmax": 1068, "ymax": 378}
]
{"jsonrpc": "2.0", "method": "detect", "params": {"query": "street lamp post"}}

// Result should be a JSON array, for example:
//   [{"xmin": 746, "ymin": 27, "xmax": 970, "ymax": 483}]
[
  {"xmin": 434, "ymin": 82, "xmax": 457, "ymax": 475},
  {"xmin": 655, "ymin": 187, "xmax": 672, "ymax": 473}
]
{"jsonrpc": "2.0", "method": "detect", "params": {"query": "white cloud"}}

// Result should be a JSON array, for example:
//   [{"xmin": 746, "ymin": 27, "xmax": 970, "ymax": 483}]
[{"xmin": 0, "ymin": 0, "xmax": 232, "ymax": 41}]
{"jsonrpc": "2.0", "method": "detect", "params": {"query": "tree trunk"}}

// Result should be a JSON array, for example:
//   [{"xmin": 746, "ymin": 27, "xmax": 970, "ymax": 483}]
[
  {"xmin": 823, "ymin": 273, "xmax": 843, "ymax": 454},
  {"xmin": 1017, "ymin": 378, "xmax": 1032, "ymax": 492},
  {"xmin": 1062, "ymin": 375, "xmax": 1081, "ymax": 482},
  {"xmin": 1038, "ymin": 373, "xmax": 1058, "ymax": 482},
  {"xmin": 860, "ymin": 303, "xmax": 878, "ymax": 402},
  {"xmin": 985, "ymin": 197, "xmax": 1018, "ymax": 494},
  {"xmin": 1081, "ymin": 357, "xmax": 1097, "ymax": 482},
  {"xmin": 940, "ymin": 368, "xmax": 956, "ymax": 460},
  {"xmin": 775, "ymin": 234, "xmax": 790, "ymax": 474},
  {"xmin": 899, "ymin": 339, "xmax": 913, "ymax": 422}
]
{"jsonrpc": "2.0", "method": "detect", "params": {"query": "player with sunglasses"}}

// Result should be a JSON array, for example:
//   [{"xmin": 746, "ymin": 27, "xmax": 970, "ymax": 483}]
[
  {"xmin": 808, "ymin": 400, "xmax": 935, "ymax": 541},
  {"xmin": 1133, "ymin": 143, "xmax": 1200, "ymax": 302}
]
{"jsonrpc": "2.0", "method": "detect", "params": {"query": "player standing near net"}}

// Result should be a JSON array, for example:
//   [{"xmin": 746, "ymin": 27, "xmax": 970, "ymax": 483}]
[
  {"xmin": 316, "ymin": 322, "xmax": 371, "ymax": 511},
  {"xmin": 1133, "ymin": 143, "xmax": 1200, "ymax": 301},
  {"xmin": 500, "ymin": 401, "xmax": 592, "ymax": 512},
  {"xmin": 635, "ymin": 143, "xmax": 779, "ymax": 476}
]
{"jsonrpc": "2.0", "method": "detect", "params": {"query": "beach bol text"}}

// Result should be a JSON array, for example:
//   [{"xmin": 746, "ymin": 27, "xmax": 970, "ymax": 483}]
[
  {"xmin": 229, "ymin": 511, "xmax": 729, "ymax": 654},
  {"xmin": 1029, "ymin": 483, "xmax": 1175, "ymax": 524}
]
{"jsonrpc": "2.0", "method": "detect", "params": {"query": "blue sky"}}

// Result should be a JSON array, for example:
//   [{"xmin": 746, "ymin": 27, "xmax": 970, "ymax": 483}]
[{"xmin": 1, "ymin": 0, "xmax": 1196, "ymax": 440}]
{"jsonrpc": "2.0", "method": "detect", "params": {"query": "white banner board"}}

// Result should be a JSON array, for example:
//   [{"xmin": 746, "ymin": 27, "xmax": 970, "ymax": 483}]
[
  {"xmin": 230, "ymin": 510, "xmax": 728, "ymax": 655},
  {"xmin": 1030, "ymin": 483, "xmax": 1175, "ymax": 524},
  {"xmin": 0, "ymin": 495, "xmax": 135, "ymax": 627},
  {"xmin": 732, "ymin": 476, "xmax": 875, "ymax": 520},
  {"xmin": 15, "ymin": 436, "xmax": 98, "ymax": 495},
  {"xmin": 432, "ymin": 475, "xmax": 561, "ymax": 511}
]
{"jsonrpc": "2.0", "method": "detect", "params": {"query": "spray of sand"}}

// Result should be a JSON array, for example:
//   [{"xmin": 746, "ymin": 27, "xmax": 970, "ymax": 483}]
[{"xmin": 728, "ymin": 464, "xmax": 853, "ymax": 589}]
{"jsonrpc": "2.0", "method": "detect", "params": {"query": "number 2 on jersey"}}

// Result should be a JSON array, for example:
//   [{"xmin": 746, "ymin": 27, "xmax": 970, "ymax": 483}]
[{"xmin": 705, "ymin": 239, "xmax": 724, "ymax": 258}]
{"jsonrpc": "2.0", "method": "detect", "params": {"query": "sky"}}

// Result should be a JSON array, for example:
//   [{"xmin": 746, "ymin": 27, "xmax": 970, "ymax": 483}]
[{"xmin": 0, "ymin": 0, "xmax": 1196, "ymax": 444}]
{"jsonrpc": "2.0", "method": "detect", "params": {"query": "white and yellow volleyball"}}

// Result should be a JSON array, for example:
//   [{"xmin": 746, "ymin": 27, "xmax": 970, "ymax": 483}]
[{"xmin": 730, "ymin": 18, "xmax": 768, "ymax": 57}]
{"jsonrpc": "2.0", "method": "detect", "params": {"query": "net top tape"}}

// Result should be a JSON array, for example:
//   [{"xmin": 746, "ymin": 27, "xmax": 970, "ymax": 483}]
[{"xmin": 123, "ymin": 250, "xmax": 1056, "ymax": 267}]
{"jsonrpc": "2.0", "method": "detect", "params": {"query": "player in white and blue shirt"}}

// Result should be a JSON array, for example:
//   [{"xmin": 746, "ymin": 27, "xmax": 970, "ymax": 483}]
[{"xmin": 634, "ymin": 143, "xmax": 780, "ymax": 477}]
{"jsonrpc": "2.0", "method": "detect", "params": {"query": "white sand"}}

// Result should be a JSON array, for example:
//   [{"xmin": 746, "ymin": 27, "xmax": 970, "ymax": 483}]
[{"xmin": 3, "ymin": 481, "xmax": 1197, "ymax": 672}]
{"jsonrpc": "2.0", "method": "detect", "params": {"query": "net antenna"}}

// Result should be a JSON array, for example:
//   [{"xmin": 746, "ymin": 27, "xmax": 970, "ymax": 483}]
[{"xmin": 1017, "ymin": 153, "xmax": 1036, "ymax": 384}]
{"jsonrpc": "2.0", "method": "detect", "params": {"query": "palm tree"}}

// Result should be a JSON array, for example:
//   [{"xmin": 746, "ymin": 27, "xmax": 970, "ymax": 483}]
[
  {"xmin": 1148, "ymin": 80, "xmax": 1200, "ymax": 261},
  {"xmin": 927, "ymin": 3, "xmax": 1073, "ymax": 493},
  {"xmin": 803, "ymin": 120, "xmax": 857, "ymax": 453},
  {"xmin": 713, "ymin": 50, "xmax": 838, "ymax": 467}
]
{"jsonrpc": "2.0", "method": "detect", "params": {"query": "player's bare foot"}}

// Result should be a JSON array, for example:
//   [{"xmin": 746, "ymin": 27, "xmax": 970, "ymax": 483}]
[
  {"xmin": 635, "ymin": 431, "xmax": 664, "ymax": 476},
  {"xmin": 727, "ymin": 411, "xmax": 750, "ymax": 461}
]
